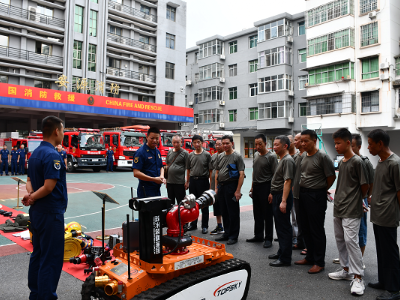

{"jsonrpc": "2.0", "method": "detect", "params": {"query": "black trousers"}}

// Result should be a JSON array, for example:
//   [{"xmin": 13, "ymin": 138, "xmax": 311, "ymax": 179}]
[
  {"xmin": 294, "ymin": 197, "xmax": 305, "ymax": 248},
  {"xmin": 252, "ymin": 181, "xmax": 273, "ymax": 241},
  {"xmin": 299, "ymin": 188, "xmax": 327, "ymax": 267},
  {"xmin": 373, "ymin": 224, "xmax": 400, "ymax": 292},
  {"xmin": 189, "ymin": 177, "xmax": 210, "ymax": 229},
  {"xmin": 219, "ymin": 181, "xmax": 240, "ymax": 240},
  {"xmin": 167, "ymin": 183, "xmax": 186, "ymax": 206},
  {"xmin": 213, "ymin": 193, "xmax": 222, "ymax": 217},
  {"xmin": 272, "ymin": 191, "xmax": 293, "ymax": 264}
]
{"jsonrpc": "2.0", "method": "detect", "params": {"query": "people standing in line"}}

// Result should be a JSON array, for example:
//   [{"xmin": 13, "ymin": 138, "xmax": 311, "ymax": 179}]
[
  {"xmin": 215, "ymin": 135, "xmax": 245, "ymax": 245},
  {"xmin": 328, "ymin": 128, "xmax": 368, "ymax": 296},
  {"xmin": 132, "ymin": 127, "xmax": 165, "ymax": 198},
  {"xmin": 247, "ymin": 134, "xmax": 278, "ymax": 248},
  {"xmin": 0, "ymin": 144, "xmax": 10, "ymax": 176},
  {"xmin": 166, "ymin": 135, "xmax": 188, "ymax": 205},
  {"xmin": 292, "ymin": 133, "xmax": 306, "ymax": 252},
  {"xmin": 268, "ymin": 136, "xmax": 296, "ymax": 267},
  {"xmin": 22, "ymin": 115, "xmax": 67, "ymax": 300},
  {"xmin": 57, "ymin": 144, "xmax": 67, "ymax": 167},
  {"xmin": 366, "ymin": 129, "xmax": 400, "ymax": 300},
  {"xmin": 10, "ymin": 146, "xmax": 18, "ymax": 176},
  {"xmin": 209, "ymin": 138, "xmax": 225, "ymax": 235},
  {"xmin": 185, "ymin": 135, "xmax": 212, "ymax": 234},
  {"xmin": 106, "ymin": 147, "xmax": 114, "ymax": 172},
  {"xmin": 294, "ymin": 129, "xmax": 336, "ymax": 274},
  {"xmin": 288, "ymin": 135, "xmax": 298, "ymax": 247},
  {"xmin": 18, "ymin": 144, "xmax": 27, "ymax": 175}
]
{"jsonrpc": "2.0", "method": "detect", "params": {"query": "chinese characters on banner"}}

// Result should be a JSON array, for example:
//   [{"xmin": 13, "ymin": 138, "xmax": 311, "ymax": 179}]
[{"xmin": 54, "ymin": 75, "xmax": 119, "ymax": 95}]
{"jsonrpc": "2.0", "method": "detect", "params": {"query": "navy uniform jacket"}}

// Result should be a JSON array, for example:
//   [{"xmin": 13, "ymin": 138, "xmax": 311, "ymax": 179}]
[
  {"xmin": 106, "ymin": 150, "xmax": 114, "ymax": 160},
  {"xmin": 28, "ymin": 141, "xmax": 68, "ymax": 214},
  {"xmin": 58, "ymin": 150, "xmax": 66, "ymax": 160},
  {"xmin": 132, "ymin": 143, "xmax": 163, "ymax": 189},
  {"xmin": 17, "ymin": 149, "xmax": 26, "ymax": 161},
  {"xmin": 11, "ymin": 150, "xmax": 18, "ymax": 161},
  {"xmin": 0, "ymin": 149, "xmax": 9, "ymax": 160}
]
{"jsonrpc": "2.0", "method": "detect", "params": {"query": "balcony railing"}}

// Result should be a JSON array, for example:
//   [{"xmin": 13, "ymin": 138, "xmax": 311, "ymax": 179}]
[
  {"xmin": 306, "ymin": 94, "xmax": 355, "ymax": 116},
  {"xmin": 106, "ymin": 67, "xmax": 156, "ymax": 83},
  {"xmin": 0, "ymin": 46, "xmax": 63, "ymax": 66},
  {"xmin": 107, "ymin": 33, "xmax": 156, "ymax": 53},
  {"xmin": 108, "ymin": 1, "xmax": 157, "ymax": 23},
  {"xmin": 0, "ymin": 4, "xmax": 65, "ymax": 28}
]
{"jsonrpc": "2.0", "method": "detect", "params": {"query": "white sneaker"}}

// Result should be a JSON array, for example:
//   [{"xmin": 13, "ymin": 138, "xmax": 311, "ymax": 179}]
[
  {"xmin": 333, "ymin": 258, "xmax": 340, "ymax": 264},
  {"xmin": 328, "ymin": 268, "xmax": 353, "ymax": 281},
  {"xmin": 350, "ymin": 278, "xmax": 365, "ymax": 295}
]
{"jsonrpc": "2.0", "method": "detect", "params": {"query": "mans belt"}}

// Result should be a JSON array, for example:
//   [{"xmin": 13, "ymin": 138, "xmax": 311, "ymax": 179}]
[
  {"xmin": 191, "ymin": 176, "xmax": 208, "ymax": 180},
  {"xmin": 271, "ymin": 190, "xmax": 283, "ymax": 195},
  {"xmin": 300, "ymin": 187, "xmax": 326, "ymax": 193},
  {"xmin": 219, "ymin": 180, "xmax": 238, "ymax": 186},
  {"xmin": 253, "ymin": 181, "xmax": 271, "ymax": 186}
]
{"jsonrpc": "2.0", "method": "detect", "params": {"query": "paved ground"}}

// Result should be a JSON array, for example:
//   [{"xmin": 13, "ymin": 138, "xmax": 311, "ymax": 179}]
[{"xmin": 0, "ymin": 163, "xmax": 387, "ymax": 300}]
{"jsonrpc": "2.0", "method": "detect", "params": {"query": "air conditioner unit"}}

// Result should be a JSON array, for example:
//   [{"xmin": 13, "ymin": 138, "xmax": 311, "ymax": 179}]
[
  {"xmin": 28, "ymin": 7, "xmax": 40, "ymax": 22},
  {"xmin": 186, "ymin": 80, "xmax": 192, "ymax": 86},
  {"xmin": 219, "ymin": 100, "xmax": 225, "ymax": 106},
  {"xmin": 194, "ymin": 125, "xmax": 198, "ymax": 129},
  {"xmin": 145, "ymin": 75, "xmax": 152, "ymax": 82},
  {"xmin": 288, "ymin": 90, "xmax": 294, "ymax": 96},
  {"xmin": 143, "ymin": 44, "xmax": 151, "ymax": 51},
  {"xmin": 219, "ymin": 123, "xmax": 225, "ymax": 128},
  {"xmin": 144, "ymin": 14, "xmax": 151, "ymax": 21},
  {"xmin": 380, "ymin": 62, "xmax": 390, "ymax": 70},
  {"xmin": 287, "ymin": 36, "xmax": 293, "ymax": 43},
  {"xmin": 288, "ymin": 116, "xmax": 294, "ymax": 123},
  {"xmin": 107, "ymin": 68, "xmax": 114, "ymax": 75},
  {"xmin": 219, "ymin": 78, "xmax": 225, "ymax": 83},
  {"xmin": 368, "ymin": 11, "xmax": 377, "ymax": 19},
  {"xmin": 139, "ymin": 73, "xmax": 145, "ymax": 81},
  {"xmin": 188, "ymin": 101, "xmax": 194, "ymax": 106},
  {"xmin": 381, "ymin": 73, "xmax": 390, "ymax": 81},
  {"xmin": 220, "ymin": 55, "xmax": 226, "ymax": 60},
  {"xmin": 115, "ymin": 4, "xmax": 122, "ymax": 11}
]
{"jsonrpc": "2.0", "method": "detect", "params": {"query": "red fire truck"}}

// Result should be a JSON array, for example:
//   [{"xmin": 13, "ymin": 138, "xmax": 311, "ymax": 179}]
[
  {"xmin": 102, "ymin": 128, "xmax": 147, "ymax": 168},
  {"xmin": 62, "ymin": 128, "xmax": 107, "ymax": 172}
]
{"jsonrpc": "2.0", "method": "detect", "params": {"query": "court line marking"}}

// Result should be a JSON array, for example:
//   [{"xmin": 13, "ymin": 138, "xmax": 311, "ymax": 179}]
[
  {"xmin": 64, "ymin": 204, "xmax": 129, "ymax": 220},
  {"xmin": 0, "ymin": 243, "xmax": 16, "ymax": 247}
]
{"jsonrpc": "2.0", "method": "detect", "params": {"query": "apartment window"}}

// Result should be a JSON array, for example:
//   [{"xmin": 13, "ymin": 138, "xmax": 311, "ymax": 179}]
[
  {"xmin": 195, "ymin": 52, "xmax": 199, "ymax": 63},
  {"xmin": 259, "ymin": 101, "xmax": 289, "ymax": 119},
  {"xmin": 396, "ymin": 57, "xmax": 400, "ymax": 77},
  {"xmin": 249, "ymin": 83, "xmax": 258, "ymax": 97},
  {"xmin": 74, "ymin": 5, "xmax": 84, "ymax": 33},
  {"xmin": 258, "ymin": 74, "xmax": 292, "ymax": 93},
  {"xmin": 249, "ymin": 60, "xmax": 258, "ymax": 73},
  {"xmin": 0, "ymin": 76, "xmax": 7, "ymax": 83},
  {"xmin": 308, "ymin": 28, "xmax": 354, "ymax": 56},
  {"xmin": 35, "ymin": 41, "xmax": 52, "ymax": 55},
  {"xmin": 37, "ymin": 5, "xmax": 53, "ymax": 17},
  {"xmin": 34, "ymin": 80, "xmax": 51, "ymax": 89},
  {"xmin": 139, "ymin": 35, "xmax": 150, "ymax": 44},
  {"xmin": 308, "ymin": 62, "xmax": 354, "ymax": 85},
  {"xmin": 194, "ymin": 114, "xmax": 199, "ymax": 124},
  {"xmin": 229, "ymin": 41, "xmax": 237, "ymax": 54},
  {"xmin": 167, "ymin": 5, "xmax": 176, "ymax": 21},
  {"xmin": 258, "ymin": 47, "xmax": 291, "ymax": 68},
  {"xmin": 298, "ymin": 21, "xmax": 305, "ymax": 35},
  {"xmin": 299, "ymin": 48, "xmax": 306, "ymax": 63},
  {"xmin": 299, "ymin": 103, "xmax": 307, "ymax": 117},
  {"xmin": 72, "ymin": 76, "xmax": 81, "ymax": 93},
  {"xmin": 185, "ymin": 95, "xmax": 188, "ymax": 107},
  {"xmin": 195, "ymin": 73, "xmax": 199, "ymax": 82},
  {"xmin": 299, "ymin": 75, "xmax": 308, "ymax": 90},
  {"xmin": 165, "ymin": 62, "xmax": 175, "ymax": 79},
  {"xmin": 139, "ymin": 95, "xmax": 150, "ymax": 102},
  {"xmin": 194, "ymin": 93, "xmax": 199, "ymax": 104},
  {"xmin": 361, "ymin": 57, "xmax": 379, "ymax": 79},
  {"xmin": 229, "ymin": 110, "xmax": 237, "ymax": 122},
  {"xmin": 229, "ymin": 64, "xmax": 237, "ymax": 77},
  {"xmin": 88, "ymin": 79, "xmax": 96, "ymax": 95},
  {"xmin": 249, "ymin": 35, "xmax": 257, "ymax": 48},
  {"xmin": 90, "ymin": 0, "xmax": 98, "ymax": 3},
  {"xmin": 166, "ymin": 33, "xmax": 175, "ymax": 49},
  {"xmin": 199, "ymin": 40, "xmax": 222, "ymax": 58},
  {"xmin": 88, "ymin": 44, "xmax": 96, "ymax": 72},
  {"xmin": 140, "ymin": 4, "xmax": 150, "ymax": 15},
  {"xmin": 165, "ymin": 91, "xmax": 174, "ymax": 105},
  {"xmin": 198, "ymin": 86, "xmax": 223, "ymax": 102},
  {"xmin": 73, "ymin": 41, "xmax": 82, "ymax": 69},
  {"xmin": 198, "ymin": 109, "xmax": 223, "ymax": 124},
  {"xmin": 229, "ymin": 87, "xmax": 237, "ymax": 100},
  {"xmin": 258, "ymin": 19, "xmax": 285, "ymax": 42},
  {"xmin": 306, "ymin": 0, "xmax": 354, "ymax": 27},
  {"xmin": 199, "ymin": 63, "xmax": 224, "ymax": 80},
  {"xmin": 307, "ymin": 94, "xmax": 355, "ymax": 115},
  {"xmin": 361, "ymin": 22, "xmax": 378, "ymax": 47},
  {"xmin": 0, "ymin": 34, "xmax": 8, "ymax": 47},
  {"xmin": 139, "ymin": 64, "xmax": 149, "ymax": 74},
  {"xmin": 108, "ymin": 57, "xmax": 121, "ymax": 69},
  {"xmin": 360, "ymin": 0, "xmax": 377, "ymax": 14},
  {"xmin": 109, "ymin": 25, "xmax": 122, "ymax": 36},
  {"xmin": 249, "ymin": 107, "xmax": 258, "ymax": 120},
  {"xmin": 361, "ymin": 91, "xmax": 379, "ymax": 112},
  {"xmin": 89, "ymin": 10, "xmax": 97, "ymax": 37}
]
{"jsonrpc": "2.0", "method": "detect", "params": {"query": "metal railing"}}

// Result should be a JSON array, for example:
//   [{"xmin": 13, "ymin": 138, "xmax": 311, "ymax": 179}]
[
  {"xmin": 108, "ymin": 1, "xmax": 157, "ymax": 23},
  {"xmin": 107, "ymin": 33, "xmax": 156, "ymax": 53},
  {"xmin": 0, "ymin": 46, "xmax": 63, "ymax": 66},
  {"xmin": 0, "ymin": 4, "xmax": 65, "ymax": 28},
  {"xmin": 106, "ymin": 67, "xmax": 156, "ymax": 83}
]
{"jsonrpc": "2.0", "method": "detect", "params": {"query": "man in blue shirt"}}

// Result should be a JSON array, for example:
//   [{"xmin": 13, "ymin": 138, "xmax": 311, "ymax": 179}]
[
  {"xmin": 0, "ymin": 144, "xmax": 10, "ymax": 176},
  {"xmin": 132, "ymin": 127, "xmax": 165, "ymax": 198},
  {"xmin": 106, "ymin": 147, "xmax": 114, "ymax": 172},
  {"xmin": 22, "ymin": 115, "xmax": 67, "ymax": 300},
  {"xmin": 17, "ymin": 144, "xmax": 27, "ymax": 175},
  {"xmin": 11, "ymin": 146, "xmax": 18, "ymax": 175}
]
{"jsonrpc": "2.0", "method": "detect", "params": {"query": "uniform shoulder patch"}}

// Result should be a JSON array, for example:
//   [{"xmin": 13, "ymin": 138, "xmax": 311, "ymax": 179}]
[
  {"xmin": 134, "ymin": 157, "xmax": 139, "ymax": 163},
  {"xmin": 54, "ymin": 160, "xmax": 61, "ymax": 170}
]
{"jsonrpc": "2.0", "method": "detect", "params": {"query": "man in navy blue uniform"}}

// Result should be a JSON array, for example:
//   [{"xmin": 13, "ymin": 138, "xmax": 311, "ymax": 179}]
[
  {"xmin": 106, "ymin": 147, "xmax": 114, "ymax": 172},
  {"xmin": 11, "ymin": 146, "xmax": 18, "ymax": 175},
  {"xmin": 17, "ymin": 144, "xmax": 27, "ymax": 175},
  {"xmin": 0, "ymin": 144, "xmax": 10, "ymax": 176},
  {"xmin": 132, "ymin": 127, "xmax": 165, "ymax": 197},
  {"xmin": 22, "ymin": 115, "xmax": 67, "ymax": 300},
  {"xmin": 57, "ymin": 144, "xmax": 67, "ymax": 166}
]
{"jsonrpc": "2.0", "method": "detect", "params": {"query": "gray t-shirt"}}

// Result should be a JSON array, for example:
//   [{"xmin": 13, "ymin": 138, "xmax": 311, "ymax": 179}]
[
  {"xmin": 299, "ymin": 150, "xmax": 336, "ymax": 189},
  {"xmin": 293, "ymin": 151, "xmax": 306, "ymax": 199},
  {"xmin": 216, "ymin": 151, "xmax": 245, "ymax": 183},
  {"xmin": 252, "ymin": 151, "xmax": 278, "ymax": 183},
  {"xmin": 371, "ymin": 154, "xmax": 400, "ymax": 227},
  {"xmin": 334, "ymin": 155, "xmax": 368, "ymax": 219},
  {"xmin": 210, "ymin": 152, "xmax": 221, "ymax": 190},
  {"xmin": 271, "ymin": 154, "xmax": 295, "ymax": 192},
  {"xmin": 166, "ymin": 148, "xmax": 189, "ymax": 184},
  {"xmin": 186, "ymin": 150, "xmax": 212, "ymax": 177},
  {"xmin": 360, "ymin": 155, "xmax": 375, "ymax": 184}
]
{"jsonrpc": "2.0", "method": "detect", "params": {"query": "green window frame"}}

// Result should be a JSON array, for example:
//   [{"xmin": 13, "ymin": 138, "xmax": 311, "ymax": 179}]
[
  {"xmin": 299, "ymin": 103, "xmax": 307, "ymax": 117},
  {"xmin": 74, "ymin": 5, "xmax": 83, "ymax": 33},
  {"xmin": 299, "ymin": 49, "xmax": 306, "ymax": 63},
  {"xmin": 229, "ymin": 87, "xmax": 237, "ymax": 100},
  {"xmin": 396, "ymin": 57, "xmax": 400, "ymax": 77},
  {"xmin": 361, "ymin": 57, "xmax": 379, "ymax": 80},
  {"xmin": 249, "ymin": 107, "xmax": 258, "ymax": 120},
  {"xmin": 361, "ymin": 22, "xmax": 378, "ymax": 47},
  {"xmin": 73, "ymin": 41, "xmax": 82, "ymax": 69},
  {"xmin": 72, "ymin": 76, "xmax": 81, "ymax": 93},
  {"xmin": 229, "ymin": 41, "xmax": 237, "ymax": 54},
  {"xmin": 90, "ymin": 0, "xmax": 98, "ymax": 3},
  {"xmin": 88, "ymin": 44, "xmax": 96, "ymax": 72},
  {"xmin": 249, "ymin": 35, "xmax": 257, "ymax": 48},
  {"xmin": 88, "ymin": 79, "xmax": 96, "ymax": 95},
  {"xmin": 89, "ymin": 10, "xmax": 97, "ymax": 37},
  {"xmin": 249, "ymin": 60, "xmax": 258, "ymax": 73},
  {"xmin": 229, "ymin": 110, "xmax": 237, "ymax": 122},
  {"xmin": 308, "ymin": 62, "xmax": 354, "ymax": 85},
  {"xmin": 298, "ymin": 21, "xmax": 305, "ymax": 35}
]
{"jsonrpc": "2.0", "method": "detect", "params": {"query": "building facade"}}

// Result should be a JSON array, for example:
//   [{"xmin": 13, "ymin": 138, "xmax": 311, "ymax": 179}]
[
  {"xmin": 0, "ymin": 0, "xmax": 187, "ymax": 132},
  {"xmin": 185, "ymin": 12, "xmax": 307, "ymax": 157},
  {"xmin": 304, "ymin": 0, "xmax": 400, "ymax": 161}
]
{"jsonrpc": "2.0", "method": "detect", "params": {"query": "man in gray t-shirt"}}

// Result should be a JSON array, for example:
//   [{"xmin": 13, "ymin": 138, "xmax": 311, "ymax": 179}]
[
  {"xmin": 166, "ymin": 135, "xmax": 189, "ymax": 205},
  {"xmin": 209, "ymin": 139, "xmax": 224, "ymax": 235}
]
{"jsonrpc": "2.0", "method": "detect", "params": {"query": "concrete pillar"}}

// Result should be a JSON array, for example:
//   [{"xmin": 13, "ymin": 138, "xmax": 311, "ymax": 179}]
[
  {"xmin": 29, "ymin": 118, "xmax": 38, "ymax": 132},
  {"xmin": 233, "ymin": 133, "xmax": 241, "ymax": 154}
]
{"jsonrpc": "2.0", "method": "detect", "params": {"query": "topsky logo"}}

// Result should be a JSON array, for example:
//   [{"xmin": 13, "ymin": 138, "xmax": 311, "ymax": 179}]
[{"xmin": 213, "ymin": 280, "xmax": 243, "ymax": 297}]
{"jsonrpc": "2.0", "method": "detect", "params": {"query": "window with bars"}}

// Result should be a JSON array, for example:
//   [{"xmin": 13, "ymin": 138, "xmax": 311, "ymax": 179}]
[
  {"xmin": 258, "ymin": 19, "xmax": 285, "ymax": 42},
  {"xmin": 396, "ymin": 57, "xmax": 400, "ymax": 77},
  {"xmin": 166, "ymin": 33, "xmax": 175, "ymax": 49},
  {"xmin": 74, "ymin": 5, "xmax": 84, "ymax": 33},
  {"xmin": 88, "ymin": 44, "xmax": 96, "ymax": 72},
  {"xmin": 198, "ymin": 86, "xmax": 224, "ymax": 102},
  {"xmin": 199, "ymin": 63, "xmax": 224, "ymax": 80},
  {"xmin": 299, "ymin": 76, "xmax": 308, "ymax": 90},
  {"xmin": 259, "ymin": 101, "xmax": 289, "ymax": 119},
  {"xmin": 167, "ymin": 5, "xmax": 176, "ymax": 21},
  {"xmin": 298, "ymin": 21, "xmax": 305, "ymax": 35},
  {"xmin": 306, "ymin": 0, "xmax": 353, "ymax": 27},
  {"xmin": 361, "ymin": 57, "xmax": 379, "ymax": 79},
  {"xmin": 249, "ymin": 60, "xmax": 258, "ymax": 73},
  {"xmin": 307, "ymin": 94, "xmax": 355, "ymax": 115},
  {"xmin": 249, "ymin": 83, "xmax": 258, "ymax": 97},
  {"xmin": 361, "ymin": 22, "xmax": 378, "ymax": 47},
  {"xmin": 361, "ymin": 91, "xmax": 379, "ymax": 112},
  {"xmin": 198, "ymin": 40, "xmax": 222, "ymax": 59},
  {"xmin": 34, "ymin": 80, "xmax": 51, "ymax": 89},
  {"xmin": 165, "ymin": 62, "xmax": 175, "ymax": 79},
  {"xmin": 198, "ymin": 109, "xmax": 223, "ymax": 124},
  {"xmin": 299, "ymin": 49, "xmax": 307, "ymax": 63},
  {"xmin": 308, "ymin": 62, "xmax": 354, "ymax": 85},
  {"xmin": 165, "ymin": 91, "xmax": 175, "ymax": 105},
  {"xmin": 229, "ymin": 64, "xmax": 237, "ymax": 77},
  {"xmin": 229, "ymin": 87, "xmax": 237, "ymax": 100},
  {"xmin": 229, "ymin": 110, "xmax": 237, "ymax": 122},
  {"xmin": 258, "ymin": 47, "xmax": 291, "ymax": 68},
  {"xmin": 299, "ymin": 103, "xmax": 307, "ymax": 116},
  {"xmin": 229, "ymin": 41, "xmax": 237, "ymax": 54},
  {"xmin": 89, "ymin": 10, "xmax": 97, "ymax": 37},
  {"xmin": 360, "ymin": 0, "xmax": 377, "ymax": 14},
  {"xmin": 249, "ymin": 107, "xmax": 258, "ymax": 120},
  {"xmin": 258, "ymin": 75, "xmax": 292, "ymax": 93},
  {"xmin": 73, "ymin": 41, "xmax": 82, "ymax": 69},
  {"xmin": 249, "ymin": 35, "xmax": 257, "ymax": 48},
  {"xmin": 307, "ymin": 28, "xmax": 354, "ymax": 56}
]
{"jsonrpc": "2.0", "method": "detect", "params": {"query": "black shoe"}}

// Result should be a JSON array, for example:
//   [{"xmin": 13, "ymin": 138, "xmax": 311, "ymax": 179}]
[
  {"xmin": 268, "ymin": 253, "xmax": 279, "ymax": 259},
  {"xmin": 202, "ymin": 228, "xmax": 208, "ymax": 234},
  {"xmin": 274, "ymin": 238, "xmax": 279, "ymax": 241},
  {"xmin": 187, "ymin": 225, "xmax": 198, "ymax": 231},
  {"xmin": 227, "ymin": 239, "xmax": 238, "ymax": 245},
  {"xmin": 368, "ymin": 282, "xmax": 385, "ymax": 290},
  {"xmin": 263, "ymin": 240, "xmax": 273, "ymax": 248},
  {"xmin": 246, "ymin": 237, "xmax": 263, "ymax": 243},
  {"xmin": 269, "ymin": 259, "xmax": 291, "ymax": 267},
  {"xmin": 215, "ymin": 236, "xmax": 229, "ymax": 242},
  {"xmin": 376, "ymin": 291, "xmax": 400, "ymax": 300}
]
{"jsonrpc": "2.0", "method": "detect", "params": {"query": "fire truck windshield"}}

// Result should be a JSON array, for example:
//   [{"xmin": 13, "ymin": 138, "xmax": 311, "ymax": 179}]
[
  {"xmin": 28, "ymin": 140, "xmax": 41, "ymax": 153},
  {"xmin": 162, "ymin": 134, "xmax": 174, "ymax": 147},
  {"xmin": 121, "ymin": 133, "xmax": 146, "ymax": 147},
  {"xmin": 79, "ymin": 134, "xmax": 105, "ymax": 150}
]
